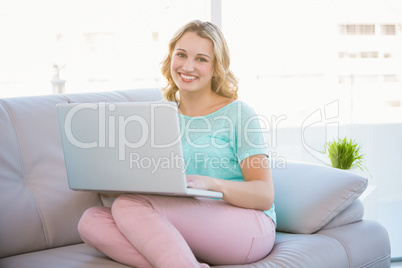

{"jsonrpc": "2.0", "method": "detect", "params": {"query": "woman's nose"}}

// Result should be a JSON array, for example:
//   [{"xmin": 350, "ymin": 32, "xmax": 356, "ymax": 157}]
[{"xmin": 182, "ymin": 59, "xmax": 195, "ymax": 72}]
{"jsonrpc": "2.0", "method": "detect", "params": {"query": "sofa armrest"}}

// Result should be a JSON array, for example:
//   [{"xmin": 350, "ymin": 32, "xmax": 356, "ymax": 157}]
[{"xmin": 272, "ymin": 160, "xmax": 368, "ymax": 234}]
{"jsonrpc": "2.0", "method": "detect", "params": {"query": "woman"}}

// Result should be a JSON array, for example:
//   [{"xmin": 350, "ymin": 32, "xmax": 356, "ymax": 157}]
[{"xmin": 78, "ymin": 20, "xmax": 276, "ymax": 267}]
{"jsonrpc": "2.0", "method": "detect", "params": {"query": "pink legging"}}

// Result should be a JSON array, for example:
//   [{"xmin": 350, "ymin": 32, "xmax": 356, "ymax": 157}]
[{"xmin": 78, "ymin": 194, "xmax": 275, "ymax": 268}]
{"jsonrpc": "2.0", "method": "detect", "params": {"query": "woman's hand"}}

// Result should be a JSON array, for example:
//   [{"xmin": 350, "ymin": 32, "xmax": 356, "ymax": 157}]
[
  {"xmin": 186, "ymin": 154, "xmax": 274, "ymax": 211},
  {"xmin": 186, "ymin": 175, "xmax": 213, "ymax": 191}
]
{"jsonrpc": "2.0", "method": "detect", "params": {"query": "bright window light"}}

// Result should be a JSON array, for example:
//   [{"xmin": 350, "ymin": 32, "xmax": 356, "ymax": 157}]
[
  {"xmin": 0, "ymin": 0, "xmax": 208, "ymax": 97},
  {"xmin": 221, "ymin": 0, "xmax": 402, "ymax": 126}
]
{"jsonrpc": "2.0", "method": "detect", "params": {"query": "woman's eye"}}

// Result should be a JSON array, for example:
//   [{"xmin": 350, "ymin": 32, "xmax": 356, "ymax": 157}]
[
  {"xmin": 197, "ymin": 57, "xmax": 207, "ymax": 62},
  {"xmin": 176, "ymin": 53, "xmax": 185, "ymax": 58}
]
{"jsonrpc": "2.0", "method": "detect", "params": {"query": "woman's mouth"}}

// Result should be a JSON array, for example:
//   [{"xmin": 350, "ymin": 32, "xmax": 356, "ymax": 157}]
[{"xmin": 179, "ymin": 73, "xmax": 198, "ymax": 81}]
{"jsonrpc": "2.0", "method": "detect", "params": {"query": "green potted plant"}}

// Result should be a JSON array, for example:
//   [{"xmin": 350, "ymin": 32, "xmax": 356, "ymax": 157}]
[{"xmin": 324, "ymin": 137, "xmax": 365, "ymax": 171}]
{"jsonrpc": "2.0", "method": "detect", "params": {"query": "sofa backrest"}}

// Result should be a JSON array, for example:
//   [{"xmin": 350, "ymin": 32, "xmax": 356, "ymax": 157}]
[{"xmin": 0, "ymin": 89, "xmax": 162, "ymax": 258}]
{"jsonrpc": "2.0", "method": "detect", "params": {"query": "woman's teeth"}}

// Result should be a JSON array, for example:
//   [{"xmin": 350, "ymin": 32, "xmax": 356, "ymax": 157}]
[{"xmin": 180, "ymin": 74, "xmax": 197, "ymax": 80}]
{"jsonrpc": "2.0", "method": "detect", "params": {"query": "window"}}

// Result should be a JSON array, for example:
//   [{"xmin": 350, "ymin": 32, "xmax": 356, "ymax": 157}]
[
  {"xmin": 360, "ymin": 51, "xmax": 379, "ymax": 58},
  {"xmin": 1, "ymin": 0, "xmax": 402, "ymax": 125},
  {"xmin": 221, "ymin": 0, "xmax": 402, "ymax": 126},
  {"xmin": 384, "ymin": 74, "xmax": 398, "ymax": 82},
  {"xmin": 340, "ymin": 24, "xmax": 375, "ymax": 35},
  {"xmin": 339, "ymin": 51, "xmax": 379, "ymax": 59},
  {"xmin": 0, "ymin": 0, "xmax": 209, "ymax": 98},
  {"xmin": 381, "ymin": 24, "xmax": 396, "ymax": 35}
]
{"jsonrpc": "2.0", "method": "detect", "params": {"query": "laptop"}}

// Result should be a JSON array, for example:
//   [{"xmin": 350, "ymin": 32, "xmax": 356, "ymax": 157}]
[{"xmin": 56, "ymin": 101, "xmax": 223, "ymax": 199}]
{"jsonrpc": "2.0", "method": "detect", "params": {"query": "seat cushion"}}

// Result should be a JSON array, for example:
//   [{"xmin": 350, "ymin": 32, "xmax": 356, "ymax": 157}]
[
  {"xmin": 0, "ymin": 234, "xmax": 351, "ymax": 268},
  {"xmin": 0, "ymin": 244, "xmax": 131, "ymax": 268},
  {"xmin": 1, "ymin": 221, "xmax": 390, "ymax": 268}
]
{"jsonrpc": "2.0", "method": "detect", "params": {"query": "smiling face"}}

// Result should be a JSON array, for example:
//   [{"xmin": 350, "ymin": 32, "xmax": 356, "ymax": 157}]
[{"xmin": 170, "ymin": 31, "xmax": 215, "ymax": 95}]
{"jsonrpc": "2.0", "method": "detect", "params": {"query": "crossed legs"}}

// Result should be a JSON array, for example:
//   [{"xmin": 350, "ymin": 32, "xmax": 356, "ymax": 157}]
[{"xmin": 78, "ymin": 194, "xmax": 275, "ymax": 267}]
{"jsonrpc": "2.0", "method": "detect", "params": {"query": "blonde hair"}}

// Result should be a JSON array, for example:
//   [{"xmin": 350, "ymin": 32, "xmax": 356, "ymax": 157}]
[{"xmin": 161, "ymin": 20, "xmax": 238, "ymax": 102}]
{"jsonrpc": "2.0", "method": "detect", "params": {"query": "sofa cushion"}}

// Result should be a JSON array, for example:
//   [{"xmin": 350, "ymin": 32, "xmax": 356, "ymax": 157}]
[
  {"xmin": 0, "ymin": 95, "xmax": 103, "ymax": 258},
  {"xmin": 271, "ymin": 161, "xmax": 368, "ymax": 234},
  {"xmin": 0, "ymin": 244, "xmax": 132, "ymax": 268},
  {"xmin": 317, "ymin": 221, "xmax": 391, "ymax": 267},
  {"xmin": 321, "ymin": 199, "xmax": 364, "ymax": 230},
  {"xmin": 0, "ymin": 224, "xmax": 390, "ymax": 268},
  {"xmin": 0, "ymin": 89, "xmax": 163, "ymax": 258}
]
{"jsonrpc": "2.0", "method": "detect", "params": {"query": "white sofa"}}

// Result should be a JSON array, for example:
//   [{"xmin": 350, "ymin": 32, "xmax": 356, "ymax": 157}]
[{"xmin": 0, "ymin": 88, "xmax": 391, "ymax": 267}]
